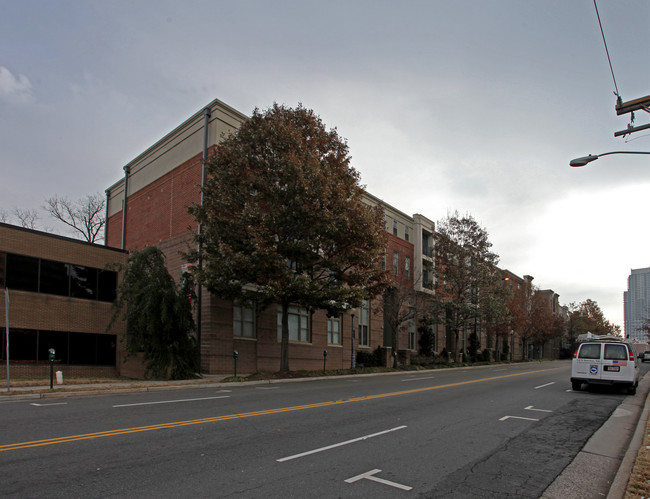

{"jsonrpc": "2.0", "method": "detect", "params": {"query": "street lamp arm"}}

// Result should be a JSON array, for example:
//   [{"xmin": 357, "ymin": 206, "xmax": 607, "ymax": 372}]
[{"xmin": 570, "ymin": 151, "xmax": 650, "ymax": 167}]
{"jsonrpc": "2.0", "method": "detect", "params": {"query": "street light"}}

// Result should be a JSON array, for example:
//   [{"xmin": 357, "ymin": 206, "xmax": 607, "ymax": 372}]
[{"xmin": 569, "ymin": 151, "xmax": 650, "ymax": 167}]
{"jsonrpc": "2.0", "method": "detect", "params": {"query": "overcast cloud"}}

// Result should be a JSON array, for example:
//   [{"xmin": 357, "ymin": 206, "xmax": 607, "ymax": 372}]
[{"xmin": 1, "ymin": 0, "xmax": 649, "ymax": 329}]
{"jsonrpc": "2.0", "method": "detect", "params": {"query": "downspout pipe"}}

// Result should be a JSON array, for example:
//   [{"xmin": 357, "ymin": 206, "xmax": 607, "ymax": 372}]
[
  {"xmin": 196, "ymin": 106, "xmax": 211, "ymax": 371},
  {"xmin": 121, "ymin": 165, "xmax": 130, "ymax": 250},
  {"xmin": 104, "ymin": 188, "xmax": 110, "ymax": 246}
]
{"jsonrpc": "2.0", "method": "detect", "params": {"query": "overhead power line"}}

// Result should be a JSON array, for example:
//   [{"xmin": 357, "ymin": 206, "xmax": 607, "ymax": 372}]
[{"xmin": 594, "ymin": 0, "xmax": 620, "ymax": 99}]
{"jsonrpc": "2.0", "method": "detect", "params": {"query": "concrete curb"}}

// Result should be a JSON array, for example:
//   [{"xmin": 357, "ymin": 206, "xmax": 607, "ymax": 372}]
[{"xmin": 607, "ymin": 386, "xmax": 650, "ymax": 498}]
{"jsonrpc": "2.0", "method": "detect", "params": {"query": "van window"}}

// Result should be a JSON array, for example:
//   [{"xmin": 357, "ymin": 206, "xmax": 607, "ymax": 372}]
[
  {"xmin": 604, "ymin": 344, "xmax": 627, "ymax": 361},
  {"xmin": 578, "ymin": 344, "xmax": 601, "ymax": 359}
]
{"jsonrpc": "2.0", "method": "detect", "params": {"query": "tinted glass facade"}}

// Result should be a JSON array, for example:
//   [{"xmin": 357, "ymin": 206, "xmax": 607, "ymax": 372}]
[{"xmin": 2, "ymin": 252, "xmax": 117, "ymax": 302}]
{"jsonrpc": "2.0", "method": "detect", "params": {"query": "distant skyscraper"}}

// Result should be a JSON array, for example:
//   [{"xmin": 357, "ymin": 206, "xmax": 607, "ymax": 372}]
[{"xmin": 624, "ymin": 267, "xmax": 650, "ymax": 341}]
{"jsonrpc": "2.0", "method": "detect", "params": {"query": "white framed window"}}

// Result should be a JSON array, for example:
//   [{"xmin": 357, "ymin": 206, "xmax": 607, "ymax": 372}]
[
  {"xmin": 277, "ymin": 305, "xmax": 311, "ymax": 342},
  {"xmin": 393, "ymin": 220, "xmax": 398, "ymax": 236},
  {"xmin": 358, "ymin": 300, "xmax": 370, "ymax": 346},
  {"xmin": 404, "ymin": 226, "xmax": 409, "ymax": 242},
  {"xmin": 233, "ymin": 301, "xmax": 255, "ymax": 338},
  {"xmin": 327, "ymin": 316, "xmax": 341, "ymax": 345},
  {"xmin": 393, "ymin": 251, "xmax": 399, "ymax": 276},
  {"xmin": 405, "ymin": 256, "xmax": 410, "ymax": 280}
]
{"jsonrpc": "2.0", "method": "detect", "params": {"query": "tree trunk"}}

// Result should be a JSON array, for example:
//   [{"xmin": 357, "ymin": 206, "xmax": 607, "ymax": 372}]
[{"xmin": 280, "ymin": 301, "xmax": 290, "ymax": 372}]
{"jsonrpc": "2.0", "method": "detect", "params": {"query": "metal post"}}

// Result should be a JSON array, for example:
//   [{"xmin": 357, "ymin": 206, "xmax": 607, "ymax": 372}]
[
  {"xmin": 233, "ymin": 350, "xmax": 238, "ymax": 377},
  {"xmin": 350, "ymin": 313, "xmax": 355, "ymax": 370},
  {"xmin": 5, "ymin": 288, "xmax": 9, "ymax": 392},
  {"xmin": 48, "ymin": 348, "xmax": 55, "ymax": 389},
  {"xmin": 196, "ymin": 107, "xmax": 211, "ymax": 374},
  {"xmin": 323, "ymin": 349, "xmax": 327, "ymax": 372}
]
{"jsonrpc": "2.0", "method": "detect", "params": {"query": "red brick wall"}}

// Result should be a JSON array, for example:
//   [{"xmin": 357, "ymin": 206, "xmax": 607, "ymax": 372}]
[{"xmin": 108, "ymin": 154, "xmax": 203, "ymax": 250}]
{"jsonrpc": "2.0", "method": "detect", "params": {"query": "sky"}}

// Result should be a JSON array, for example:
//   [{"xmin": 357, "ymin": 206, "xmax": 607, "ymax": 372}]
[{"xmin": 1, "ymin": 0, "xmax": 649, "ymax": 330}]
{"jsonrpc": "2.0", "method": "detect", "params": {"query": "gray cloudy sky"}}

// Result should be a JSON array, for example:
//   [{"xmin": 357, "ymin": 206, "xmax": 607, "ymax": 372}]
[{"xmin": 1, "ymin": 0, "xmax": 649, "ymax": 329}]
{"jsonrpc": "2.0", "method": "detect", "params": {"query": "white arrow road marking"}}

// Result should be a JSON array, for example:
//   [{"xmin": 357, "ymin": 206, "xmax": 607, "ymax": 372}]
[
  {"xmin": 277, "ymin": 426, "xmax": 407, "ymax": 462},
  {"xmin": 525, "ymin": 405, "xmax": 552, "ymax": 413},
  {"xmin": 113, "ymin": 395, "xmax": 229, "ymax": 408},
  {"xmin": 345, "ymin": 469, "xmax": 412, "ymax": 491},
  {"xmin": 30, "ymin": 402, "xmax": 68, "ymax": 407},
  {"xmin": 499, "ymin": 415, "xmax": 539, "ymax": 422},
  {"xmin": 534, "ymin": 382, "xmax": 555, "ymax": 389}
]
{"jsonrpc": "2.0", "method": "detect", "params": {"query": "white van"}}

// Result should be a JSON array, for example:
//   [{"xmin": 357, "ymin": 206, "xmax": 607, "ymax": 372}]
[{"xmin": 571, "ymin": 340, "xmax": 639, "ymax": 394}]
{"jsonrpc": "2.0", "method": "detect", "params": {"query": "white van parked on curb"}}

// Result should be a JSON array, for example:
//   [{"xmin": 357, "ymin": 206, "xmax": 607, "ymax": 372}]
[{"xmin": 571, "ymin": 338, "xmax": 639, "ymax": 394}]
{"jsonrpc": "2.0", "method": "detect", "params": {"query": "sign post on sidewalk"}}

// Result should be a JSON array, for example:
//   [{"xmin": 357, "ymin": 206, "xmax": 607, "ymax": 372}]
[{"xmin": 5, "ymin": 288, "xmax": 9, "ymax": 392}]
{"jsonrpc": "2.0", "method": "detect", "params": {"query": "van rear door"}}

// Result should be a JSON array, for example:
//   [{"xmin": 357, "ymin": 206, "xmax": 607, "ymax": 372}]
[
  {"xmin": 601, "ymin": 343, "xmax": 634, "ymax": 383},
  {"xmin": 573, "ymin": 343, "xmax": 602, "ymax": 380}
]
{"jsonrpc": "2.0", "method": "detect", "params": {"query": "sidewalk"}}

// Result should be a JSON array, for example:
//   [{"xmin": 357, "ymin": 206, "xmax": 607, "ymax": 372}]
[{"xmin": 3, "ymin": 370, "xmax": 649, "ymax": 498}]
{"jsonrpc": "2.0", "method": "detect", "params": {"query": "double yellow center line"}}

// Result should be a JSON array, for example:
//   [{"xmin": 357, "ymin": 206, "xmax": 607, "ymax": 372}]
[{"xmin": 1, "ymin": 368, "xmax": 557, "ymax": 452}]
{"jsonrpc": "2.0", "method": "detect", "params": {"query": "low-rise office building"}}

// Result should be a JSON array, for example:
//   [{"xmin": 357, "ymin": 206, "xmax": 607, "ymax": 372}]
[{"xmin": 0, "ymin": 223, "xmax": 127, "ymax": 379}]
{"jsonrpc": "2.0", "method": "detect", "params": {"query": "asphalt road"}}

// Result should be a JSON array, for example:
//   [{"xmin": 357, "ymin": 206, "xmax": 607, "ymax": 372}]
[{"xmin": 1, "ymin": 360, "xmax": 646, "ymax": 498}]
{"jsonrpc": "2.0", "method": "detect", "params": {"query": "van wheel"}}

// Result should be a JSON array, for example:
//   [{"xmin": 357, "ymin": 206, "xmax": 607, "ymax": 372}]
[
  {"xmin": 628, "ymin": 385, "xmax": 637, "ymax": 395},
  {"xmin": 572, "ymin": 381, "xmax": 581, "ymax": 391}
]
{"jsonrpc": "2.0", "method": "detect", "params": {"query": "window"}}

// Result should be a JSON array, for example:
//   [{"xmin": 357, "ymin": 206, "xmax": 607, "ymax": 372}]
[
  {"xmin": 358, "ymin": 300, "xmax": 370, "ymax": 346},
  {"xmin": 234, "ymin": 301, "xmax": 255, "ymax": 338},
  {"xmin": 393, "ymin": 220, "xmax": 398, "ymax": 236},
  {"xmin": 98, "ymin": 270, "xmax": 118, "ymax": 302},
  {"xmin": 404, "ymin": 226, "xmax": 409, "ymax": 242},
  {"xmin": 0, "ymin": 252, "xmax": 5, "ymax": 287},
  {"xmin": 2, "ymin": 328, "xmax": 116, "ymax": 365},
  {"xmin": 327, "ymin": 316, "xmax": 341, "ymax": 345},
  {"xmin": 393, "ymin": 252, "xmax": 399, "ymax": 276},
  {"xmin": 277, "ymin": 305, "xmax": 310, "ymax": 342},
  {"xmin": 405, "ymin": 257, "xmax": 410, "ymax": 280},
  {"xmin": 6, "ymin": 253, "xmax": 38, "ymax": 292},
  {"xmin": 40, "ymin": 259, "xmax": 69, "ymax": 296},
  {"xmin": 578, "ymin": 344, "xmax": 601, "ymax": 360},
  {"xmin": 3, "ymin": 252, "xmax": 117, "ymax": 302},
  {"xmin": 68, "ymin": 264, "xmax": 97, "ymax": 299},
  {"xmin": 408, "ymin": 313, "xmax": 416, "ymax": 350},
  {"xmin": 422, "ymin": 233, "xmax": 431, "ymax": 257},
  {"xmin": 604, "ymin": 344, "xmax": 627, "ymax": 361}
]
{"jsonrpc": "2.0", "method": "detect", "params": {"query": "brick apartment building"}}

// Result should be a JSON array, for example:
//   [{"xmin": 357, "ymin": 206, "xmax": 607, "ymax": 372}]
[
  {"xmin": 0, "ymin": 223, "xmax": 127, "ymax": 379},
  {"xmin": 104, "ymin": 98, "xmax": 446, "ymax": 374},
  {"xmin": 105, "ymin": 97, "xmax": 564, "ymax": 374}
]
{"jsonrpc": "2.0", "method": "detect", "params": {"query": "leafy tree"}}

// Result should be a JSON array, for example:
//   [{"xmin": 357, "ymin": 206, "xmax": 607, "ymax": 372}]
[
  {"xmin": 431, "ymin": 211, "xmax": 501, "ymax": 362},
  {"xmin": 506, "ymin": 277, "xmax": 534, "ymax": 359},
  {"xmin": 109, "ymin": 246, "xmax": 199, "ymax": 379},
  {"xmin": 45, "ymin": 193, "xmax": 106, "ymax": 243},
  {"xmin": 378, "ymin": 276, "xmax": 433, "ymax": 367},
  {"xmin": 566, "ymin": 299, "xmax": 620, "ymax": 344},
  {"xmin": 189, "ymin": 103, "xmax": 390, "ymax": 372},
  {"xmin": 528, "ymin": 290, "xmax": 563, "ymax": 358}
]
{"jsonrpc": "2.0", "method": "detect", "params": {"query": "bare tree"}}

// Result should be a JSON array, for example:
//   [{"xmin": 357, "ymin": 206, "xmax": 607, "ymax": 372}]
[
  {"xmin": 0, "ymin": 208, "xmax": 9, "ymax": 223},
  {"xmin": 45, "ymin": 193, "xmax": 106, "ymax": 243},
  {"xmin": 13, "ymin": 207, "xmax": 39, "ymax": 229}
]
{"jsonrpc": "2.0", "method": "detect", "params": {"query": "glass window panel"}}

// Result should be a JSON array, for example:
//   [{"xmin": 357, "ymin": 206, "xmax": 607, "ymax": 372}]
[
  {"xmin": 40, "ymin": 259, "xmax": 69, "ymax": 296},
  {"xmin": 604, "ymin": 344, "xmax": 627, "ymax": 360},
  {"xmin": 98, "ymin": 270, "xmax": 117, "ymax": 302},
  {"xmin": 0, "ymin": 252, "xmax": 6, "ymax": 287},
  {"xmin": 6, "ymin": 329, "xmax": 37, "ymax": 361},
  {"xmin": 234, "ymin": 302, "xmax": 255, "ymax": 338},
  {"xmin": 328, "ymin": 317, "xmax": 341, "ymax": 345},
  {"xmin": 289, "ymin": 314, "xmax": 299, "ymax": 341},
  {"xmin": 68, "ymin": 265, "xmax": 97, "ymax": 299},
  {"xmin": 6, "ymin": 253, "xmax": 38, "ymax": 292},
  {"xmin": 578, "ymin": 344, "xmax": 601, "ymax": 359}
]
